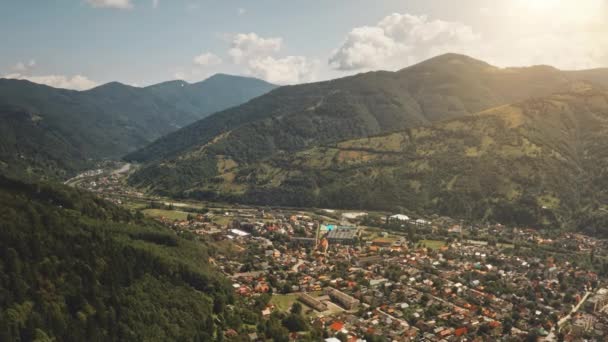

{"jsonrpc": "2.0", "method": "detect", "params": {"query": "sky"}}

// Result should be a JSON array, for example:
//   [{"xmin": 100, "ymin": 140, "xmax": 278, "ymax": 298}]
[{"xmin": 1, "ymin": 0, "xmax": 607, "ymax": 90}]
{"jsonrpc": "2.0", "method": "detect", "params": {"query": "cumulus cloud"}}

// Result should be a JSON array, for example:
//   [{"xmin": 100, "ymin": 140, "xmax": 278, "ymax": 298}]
[
  {"xmin": 330, "ymin": 4, "xmax": 608, "ymax": 72},
  {"xmin": 228, "ymin": 32, "xmax": 318, "ymax": 84},
  {"xmin": 246, "ymin": 56, "xmax": 319, "ymax": 84},
  {"xmin": 228, "ymin": 33, "xmax": 282, "ymax": 64},
  {"xmin": 193, "ymin": 52, "xmax": 222, "ymax": 66},
  {"xmin": 86, "ymin": 0, "xmax": 133, "ymax": 9},
  {"xmin": 330, "ymin": 13, "xmax": 480, "ymax": 71},
  {"xmin": 3, "ymin": 73, "xmax": 98, "ymax": 90},
  {"xmin": 183, "ymin": 33, "xmax": 319, "ymax": 84}
]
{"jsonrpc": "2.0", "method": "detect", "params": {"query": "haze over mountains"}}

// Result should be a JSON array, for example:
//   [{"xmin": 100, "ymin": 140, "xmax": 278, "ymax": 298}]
[
  {"xmin": 0, "ymin": 74, "xmax": 275, "ymax": 179},
  {"xmin": 125, "ymin": 54, "xmax": 608, "ymax": 229}
]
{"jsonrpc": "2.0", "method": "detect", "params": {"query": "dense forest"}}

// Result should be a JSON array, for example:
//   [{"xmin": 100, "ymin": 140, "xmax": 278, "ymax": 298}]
[{"xmin": 0, "ymin": 175, "xmax": 234, "ymax": 341}]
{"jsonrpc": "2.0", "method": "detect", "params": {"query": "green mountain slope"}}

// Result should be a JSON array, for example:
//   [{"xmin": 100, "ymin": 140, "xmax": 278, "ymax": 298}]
[
  {"xmin": 0, "ymin": 175, "xmax": 232, "ymax": 341},
  {"xmin": 191, "ymin": 83, "xmax": 608, "ymax": 231},
  {"xmin": 127, "ymin": 54, "xmax": 608, "ymax": 196},
  {"xmin": 145, "ymin": 73, "xmax": 277, "ymax": 117},
  {"xmin": 0, "ymin": 75, "xmax": 275, "ymax": 180}
]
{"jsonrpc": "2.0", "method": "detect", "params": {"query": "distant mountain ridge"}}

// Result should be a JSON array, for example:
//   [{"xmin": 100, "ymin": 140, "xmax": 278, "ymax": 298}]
[
  {"xmin": 0, "ymin": 74, "xmax": 276, "ymax": 179},
  {"xmin": 144, "ymin": 73, "xmax": 278, "ymax": 118},
  {"xmin": 128, "ymin": 54, "xmax": 608, "ymax": 166},
  {"xmin": 127, "ymin": 54, "xmax": 608, "ymax": 207}
]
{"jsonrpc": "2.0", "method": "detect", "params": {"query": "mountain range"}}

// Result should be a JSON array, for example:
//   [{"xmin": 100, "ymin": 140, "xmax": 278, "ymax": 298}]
[
  {"xmin": 126, "ymin": 54, "xmax": 608, "ymax": 229},
  {"xmin": 0, "ymin": 74, "xmax": 275, "ymax": 179}
]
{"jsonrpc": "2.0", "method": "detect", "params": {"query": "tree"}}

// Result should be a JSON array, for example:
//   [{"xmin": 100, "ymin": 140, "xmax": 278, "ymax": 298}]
[
  {"xmin": 290, "ymin": 302, "xmax": 302, "ymax": 315},
  {"xmin": 213, "ymin": 296, "xmax": 226, "ymax": 315},
  {"xmin": 282, "ymin": 313, "xmax": 308, "ymax": 332}
]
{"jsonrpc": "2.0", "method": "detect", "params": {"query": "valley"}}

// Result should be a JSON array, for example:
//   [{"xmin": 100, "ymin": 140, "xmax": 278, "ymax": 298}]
[
  {"xmin": 4, "ymin": 51, "xmax": 608, "ymax": 341},
  {"xmin": 63, "ymin": 160, "xmax": 608, "ymax": 340}
]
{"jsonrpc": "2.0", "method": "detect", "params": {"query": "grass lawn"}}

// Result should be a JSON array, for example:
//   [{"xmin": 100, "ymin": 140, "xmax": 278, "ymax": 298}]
[
  {"xmin": 270, "ymin": 294, "xmax": 299, "ymax": 312},
  {"xmin": 142, "ymin": 209, "xmax": 190, "ymax": 220},
  {"xmin": 213, "ymin": 215, "xmax": 233, "ymax": 226},
  {"xmin": 122, "ymin": 200, "xmax": 148, "ymax": 210},
  {"xmin": 212, "ymin": 240, "xmax": 245, "ymax": 257},
  {"xmin": 420, "ymin": 239, "xmax": 446, "ymax": 250}
]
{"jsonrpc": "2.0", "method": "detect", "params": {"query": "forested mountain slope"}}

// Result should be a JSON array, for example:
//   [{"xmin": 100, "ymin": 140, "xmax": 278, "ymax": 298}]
[
  {"xmin": 127, "ymin": 54, "xmax": 608, "ymax": 200},
  {"xmin": 0, "ymin": 75, "xmax": 275, "ymax": 180},
  {"xmin": 186, "ymin": 82, "xmax": 608, "ymax": 231},
  {"xmin": 0, "ymin": 175, "xmax": 233, "ymax": 341}
]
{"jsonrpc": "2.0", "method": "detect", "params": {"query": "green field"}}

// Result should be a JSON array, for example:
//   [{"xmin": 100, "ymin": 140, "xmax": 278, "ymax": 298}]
[
  {"xmin": 212, "ymin": 215, "xmax": 234, "ymax": 226},
  {"xmin": 270, "ymin": 294, "xmax": 299, "ymax": 312},
  {"xmin": 122, "ymin": 200, "xmax": 149, "ymax": 210},
  {"xmin": 420, "ymin": 239, "xmax": 446, "ymax": 250},
  {"xmin": 142, "ymin": 209, "xmax": 190, "ymax": 220}
]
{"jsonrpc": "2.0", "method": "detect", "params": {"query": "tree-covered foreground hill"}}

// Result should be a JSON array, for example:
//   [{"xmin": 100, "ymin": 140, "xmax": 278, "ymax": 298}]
[{"xmin": 0, "ymin": 175, "xmax": 233, "ymax": 341}]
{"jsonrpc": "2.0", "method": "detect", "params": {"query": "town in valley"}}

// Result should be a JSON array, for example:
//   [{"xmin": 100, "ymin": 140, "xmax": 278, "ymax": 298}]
[{"xmin": 72, "ymin": 162, "xmax": 608, "ymax": 341}]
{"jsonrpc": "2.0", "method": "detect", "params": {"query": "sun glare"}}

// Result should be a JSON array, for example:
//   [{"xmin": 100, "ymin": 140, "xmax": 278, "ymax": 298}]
[{"xmin": 526, "ymin": 0, "xmax": 562, "ymax": 10}]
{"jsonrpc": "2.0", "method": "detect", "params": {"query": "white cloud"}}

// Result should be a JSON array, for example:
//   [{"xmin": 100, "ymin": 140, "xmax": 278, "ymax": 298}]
[
  {"xmin": 227, "ymin": 32, "xmax": 318, "ymax": 84},
  {"xmin": 152, "ymin": 0, "xmax": 159, "ymax": 9},
  {"xmin": 3, "ymin": 73, "xmax": 98, "ymax": 90},
  {"xmin": 237, "ymin": 7, "xmax": 246, "ymax": 16},
  {"xmin": 193, "ymin": 52, "xmax": 222, "ymax": 66},
  {"xmin": 228, "ymin": 33, "xmax": 282, "ymax": 64},
  {"xmin": 330, "ymin": 13, "xmax": 480, "ymax": 71},
  {"xmin": 86, "ymin": 0, "xmax": 133, "ymax": 9},
  {"xmin": 246, "ymin": 56, "xmax": 319, "ymax": 84},
  {"xmin": 330, "ymin": 4, "xmax": 608, "ymax": 72}
]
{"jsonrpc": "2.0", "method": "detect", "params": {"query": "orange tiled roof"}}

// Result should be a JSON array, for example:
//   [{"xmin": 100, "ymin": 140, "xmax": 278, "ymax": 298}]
[{"xmin": 330, "ymin": 321, "xmax": 345, "ymax": 331}]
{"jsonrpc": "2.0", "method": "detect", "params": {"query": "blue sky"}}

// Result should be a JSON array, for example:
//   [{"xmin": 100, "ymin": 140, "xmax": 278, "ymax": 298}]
[{"xmin": 1, "ymin": 0, "xmax": 607, "ymax": 89}]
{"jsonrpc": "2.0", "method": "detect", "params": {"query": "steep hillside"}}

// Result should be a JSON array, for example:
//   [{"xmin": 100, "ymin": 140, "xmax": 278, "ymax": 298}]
[
  {"xmin": 128, "ymin": 54, "xmax": 608, "ymax": 195},
  {"xmin": 143, "ymin": 83, "xmax": 608, "ymax": 230},
  {"xmin": 0, "ymin": 75, "xmax": 275, "ymax": 180},
  {"xmin": 0, "ymin": 175, "xmax": 232, "ymax": 341}
]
